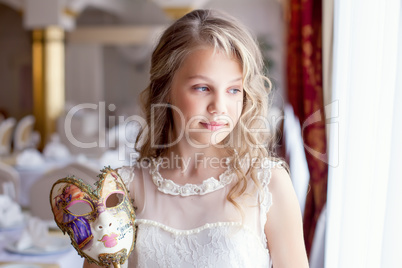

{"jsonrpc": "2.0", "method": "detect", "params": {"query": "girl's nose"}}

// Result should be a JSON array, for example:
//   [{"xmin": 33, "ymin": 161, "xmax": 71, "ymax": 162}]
[{"xmin": 207, "ymin": 95, "xmax": 227, "ymax": 115}]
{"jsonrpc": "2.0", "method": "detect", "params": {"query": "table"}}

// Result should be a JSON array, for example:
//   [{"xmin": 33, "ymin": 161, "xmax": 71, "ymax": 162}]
[
  {"xmin": 0, "ymin": 155, "xmax": 72, "ymax": 208},
  {"xmin": 14, "ymin": 159, "xmax": 101, "ymax": 208},
  {"xmin": 0, "ymin": 262, "xmax": 59, "ymax": 267},
  {"xmin": 16, "ymin": 164, "xmax": 53, "ymax": 208},
  {"xmin": 0, "ymin": 228, "xmax": 84, "ymax": 268}
]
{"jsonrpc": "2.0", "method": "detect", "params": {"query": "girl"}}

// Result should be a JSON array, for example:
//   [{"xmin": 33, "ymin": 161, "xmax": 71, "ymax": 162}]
[{"xmin": 85, "ymin": 9, "xmax": 308, "ymax": 268}]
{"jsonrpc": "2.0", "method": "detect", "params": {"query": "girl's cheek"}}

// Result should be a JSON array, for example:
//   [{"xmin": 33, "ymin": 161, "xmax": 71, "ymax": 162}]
[{"xmin": 183, "ymin": 98, "xmax": 203, "ymax": 110}]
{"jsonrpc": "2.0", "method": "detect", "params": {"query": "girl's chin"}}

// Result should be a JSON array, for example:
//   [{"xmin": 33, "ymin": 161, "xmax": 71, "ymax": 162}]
[{"xmin": 185, "ymin": 132, "xmax": 232, "ymax": 148}]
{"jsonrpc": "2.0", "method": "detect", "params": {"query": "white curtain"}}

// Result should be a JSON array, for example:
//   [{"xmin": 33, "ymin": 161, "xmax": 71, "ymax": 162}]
[{"xmin": 326, "ymin": 1, "xmax": 402, "ymax": 268}]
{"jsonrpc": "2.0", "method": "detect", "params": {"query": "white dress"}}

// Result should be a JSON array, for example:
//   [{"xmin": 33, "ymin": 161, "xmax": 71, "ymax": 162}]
[{"xmin": 117, "ymin": 157, "xmax": 281, "ymax": 268}]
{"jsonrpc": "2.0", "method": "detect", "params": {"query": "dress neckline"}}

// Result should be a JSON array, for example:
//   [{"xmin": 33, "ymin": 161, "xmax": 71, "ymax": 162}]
[{"xmin": 150, "ymin": 157, "xmax": 236, "ymax": 197}]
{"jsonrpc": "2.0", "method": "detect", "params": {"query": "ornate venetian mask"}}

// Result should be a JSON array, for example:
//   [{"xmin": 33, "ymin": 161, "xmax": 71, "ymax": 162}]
[{"xmin": 50, "ymin": 167, "xmax": 135, "ymax": 267}]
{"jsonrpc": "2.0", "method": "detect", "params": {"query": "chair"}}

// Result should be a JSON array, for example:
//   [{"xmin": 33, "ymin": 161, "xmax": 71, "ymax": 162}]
[
  {"xmin": 13, "ymin": 115, "xmax": 40, "ymax": 152},
  {"xmin": 0, "ymin": 161, "xmax": 20, "ymax": 202},
  {"xmin": 0, "ymin": 118, "xmax": 16, "ymax": 156},
  {"xmin": 29, "ymin": 162, "xmax": 100, "ymax": 221}
]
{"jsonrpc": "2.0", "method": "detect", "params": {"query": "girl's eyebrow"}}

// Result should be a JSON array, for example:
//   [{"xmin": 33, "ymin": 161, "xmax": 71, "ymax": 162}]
[{"xmin": 188, "ymin": 75, "xmax": 243, "ymax": 83}]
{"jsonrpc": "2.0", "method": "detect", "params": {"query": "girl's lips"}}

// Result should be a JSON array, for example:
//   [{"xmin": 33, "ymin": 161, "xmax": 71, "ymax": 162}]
[{"xmin": 200, "ymin": 122, "xmax": 227, "ymax": 131}]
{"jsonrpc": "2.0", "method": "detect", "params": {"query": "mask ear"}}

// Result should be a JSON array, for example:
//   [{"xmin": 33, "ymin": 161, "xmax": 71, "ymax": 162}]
[{"xmin": 97, "ymin": 170, "xmax": 129, "ymax": 200}]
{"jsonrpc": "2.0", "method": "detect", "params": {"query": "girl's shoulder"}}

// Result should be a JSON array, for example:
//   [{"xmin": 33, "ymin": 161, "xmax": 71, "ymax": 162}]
[
  {"xmin": 260, "ymin": 158, "xmax": 294, "ymax": 207},
  {"xmin": 266, "ymin": 163, "xmax": 291, "ymax": 190}
]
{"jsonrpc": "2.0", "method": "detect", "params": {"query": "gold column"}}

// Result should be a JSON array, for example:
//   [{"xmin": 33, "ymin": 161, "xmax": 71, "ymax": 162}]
[
  {"xmin": 163, "ymin": 7, "xmax": 194, "ymax": 20},
  {"xmin": 32, "ymin": 26, "xmax": 65, "ymax": 148}
]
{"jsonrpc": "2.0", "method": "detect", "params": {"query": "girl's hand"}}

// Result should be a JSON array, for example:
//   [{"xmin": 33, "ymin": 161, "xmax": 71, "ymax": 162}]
[{"xmin": 265, "ymin": 167, "xmax": 309, "ymax": 268}]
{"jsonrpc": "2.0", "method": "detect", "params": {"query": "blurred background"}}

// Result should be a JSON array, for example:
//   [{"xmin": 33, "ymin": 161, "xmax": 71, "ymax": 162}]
[{"xmin": 0, "ymin": 0, "xmax": 401, "ymax": 268}]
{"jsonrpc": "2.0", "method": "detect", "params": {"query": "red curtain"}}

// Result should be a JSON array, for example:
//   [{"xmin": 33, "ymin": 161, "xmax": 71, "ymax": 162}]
[{"xmin": 285, "ymin": 0, "xmax": 328, "ymax": 257}]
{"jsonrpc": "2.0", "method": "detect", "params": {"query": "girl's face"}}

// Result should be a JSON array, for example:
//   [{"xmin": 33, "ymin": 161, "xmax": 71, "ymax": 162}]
[{"xmin": 169, "ymin": 47, "xmax": 244, "ymax": 147}]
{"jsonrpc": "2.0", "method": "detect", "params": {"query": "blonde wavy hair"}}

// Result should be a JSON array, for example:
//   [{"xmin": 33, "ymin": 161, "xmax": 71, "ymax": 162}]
[{"xmin": 136, "ymin": 9, "xmax": 277, "ymax": 209}]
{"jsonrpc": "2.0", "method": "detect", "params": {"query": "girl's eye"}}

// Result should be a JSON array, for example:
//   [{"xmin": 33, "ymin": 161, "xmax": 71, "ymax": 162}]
[
  {"xmin": 194, "ymin": 86, "xmax": 209, "ymax": 92},
  {"xmin": 228, "ymin": 88, "xmax": 241, "ymax": 94}
]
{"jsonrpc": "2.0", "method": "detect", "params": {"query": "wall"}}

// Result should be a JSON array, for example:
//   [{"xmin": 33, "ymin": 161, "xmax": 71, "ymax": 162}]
[
  {"xmin": 0, "ymin": 0, "xmax": 286, "ymax": 120},
  {"xmin": 0, "ymin": 4, "xmax": 32, "ymax": 120},
  {"xmin": 206, "ymin": 0, "xmax": 286, "ymax": 107}
]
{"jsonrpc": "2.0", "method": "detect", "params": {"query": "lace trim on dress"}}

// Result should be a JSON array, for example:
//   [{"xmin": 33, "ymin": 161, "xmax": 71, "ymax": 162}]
[
  {"xmin": 134, "ymin": 219, "xmax": 271, "ymax": 268},
  {"xmin": 135, "ymin": 219, "xmax": 267, "ymax": 250},
  {"xmin": 150, "ymin": 157, "xmax": 236, "ymax": 196},
  {"xmin": 257, "ymin": 159, "xmax": 284, "ymax": 246},
  {"xmin": 136, "ymin": 219, "xmax": 242, "ymax": 236},
  {"xmin": 117, "ymin": 166, "xmax": 135, "ymax": 189}
]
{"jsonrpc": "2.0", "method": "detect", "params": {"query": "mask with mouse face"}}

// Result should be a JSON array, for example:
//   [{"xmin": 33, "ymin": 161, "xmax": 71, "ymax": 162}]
[{"xmin": 50, "ymin": 167, "xmax": 135, "ymax": 267}]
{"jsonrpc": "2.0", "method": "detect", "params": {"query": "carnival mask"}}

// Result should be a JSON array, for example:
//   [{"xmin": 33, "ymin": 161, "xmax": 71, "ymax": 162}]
[{"xmin": 50, "ymin": 167, "xmax": 135, "ymax": 267}]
